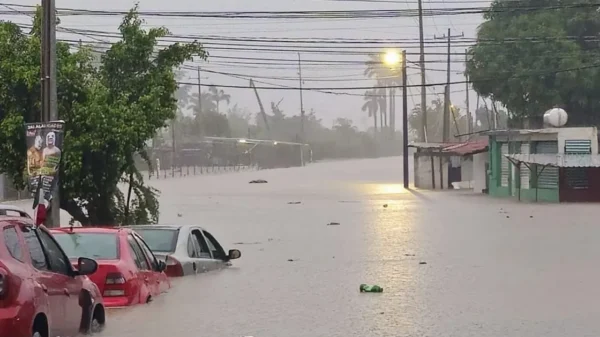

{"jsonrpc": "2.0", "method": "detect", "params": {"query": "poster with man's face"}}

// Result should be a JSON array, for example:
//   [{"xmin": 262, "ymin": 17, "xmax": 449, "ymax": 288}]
[{"xmin": 25, "ymin": 121, "xmax": 64, "ymax": 197}]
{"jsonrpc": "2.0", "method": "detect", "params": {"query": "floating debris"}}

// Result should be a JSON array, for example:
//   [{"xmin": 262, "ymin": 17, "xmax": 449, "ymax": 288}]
[
  {"xmin": 287, "ymin": 201, "xmax": 302, "ymax": 205},
  {"xmin": 233, "ymin": 242, "xmax": 262, "ymax": 245},
  {"xmin": 249, "ymin": 179, "xmax": 268, "ymax": 184},
  {"xmin": 383, "ymin": 204, "xmax": 388, "ymax": 208},
  {"xmin": 177, "ymin": 213, "xmax": 182, "ymax": 217},
  {"xmin": 327, "ymin": 222, "xmax": 341, "ymax": 226},
  {"xmin": 419, "ymin": 261, "xmax": 427, "ymax": 265},
  {"xmin": 287, "ymin": 259, "xmax": 295, "ymax": 262},
  {"xmin": 404, "ymin": 254, "xmax": 416, "ymax": 257}
]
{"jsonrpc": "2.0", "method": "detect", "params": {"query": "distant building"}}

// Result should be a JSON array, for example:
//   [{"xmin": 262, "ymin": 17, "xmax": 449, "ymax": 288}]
[{"xmin": 485, "ymin": 127, "xmax": 600, "ymax": 202}]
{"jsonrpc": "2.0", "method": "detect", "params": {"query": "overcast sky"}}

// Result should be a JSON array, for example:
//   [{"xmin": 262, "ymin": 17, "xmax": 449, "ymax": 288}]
[{"xmin": 6, "ymin": 0, "xmax": 490, "ymax": 130}]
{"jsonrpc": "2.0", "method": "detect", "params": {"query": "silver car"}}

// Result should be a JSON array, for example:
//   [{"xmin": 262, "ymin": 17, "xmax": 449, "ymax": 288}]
[
  {"xmin": 0, "ymin": 204, "xmax": 32, "ymax": 218},
  {"xmin": 127, "ymin": 224, "xmax": 241, "ymax": 276}
]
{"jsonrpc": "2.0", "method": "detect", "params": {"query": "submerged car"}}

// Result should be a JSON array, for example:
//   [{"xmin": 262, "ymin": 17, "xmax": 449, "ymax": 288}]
[
  {"xmin": 0, "ymin": 215, "xmax": 105, "ymax": 337},
  {"xmin": 51, "ymin": 227, "xmax": 171, "ymax": 308},
  {"xmin": 128, "ymin": 224, "xmax": 241, "ymax": 277}
]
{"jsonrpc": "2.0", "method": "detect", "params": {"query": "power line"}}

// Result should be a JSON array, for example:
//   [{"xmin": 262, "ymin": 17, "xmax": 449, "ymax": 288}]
[
  {"xmin": 175, "ymin": 63, "xmax": 600, "ymax": 91},
  {"xmin": 1, "ymin": 2, "xmax": 599, "ymax": 19}
]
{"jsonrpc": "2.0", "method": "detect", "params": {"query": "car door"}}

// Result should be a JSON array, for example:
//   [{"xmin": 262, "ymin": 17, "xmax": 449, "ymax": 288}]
[
  {"xmin": 201, "ymin": 230, "xmax": 229, "ymax": 268},
  {"xmin": 132, "ymin": 233, "xmax": 165, "ymax": 295},
  {"xmin": 21, "ymin": 225, "xmax": 68, "ymax": 337},
  {"xmin": 126, "ymin": 234, "xmax": 152, "ymax": 304},
  {"xmin": 35, "ymin": 228, "xmax": 83, "ymax": 337},
  {"xmin": 190, "ymin": 228, "xmax": 217, "ymax": 272}
]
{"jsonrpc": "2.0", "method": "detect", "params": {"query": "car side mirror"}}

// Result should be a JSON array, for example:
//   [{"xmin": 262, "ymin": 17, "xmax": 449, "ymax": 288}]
[
  {"xmin": 157, "ymin": 260, "xmax": 167, "ymax": 272},
  {"xmin": 76, "ymin": 257, "xmax": 98, "ymax": 276},
  {"xmin": 228, "ymin": 249, "xmax": 241, "ymax": 260}
]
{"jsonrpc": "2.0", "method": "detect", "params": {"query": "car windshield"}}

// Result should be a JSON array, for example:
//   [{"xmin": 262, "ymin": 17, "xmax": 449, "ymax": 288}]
[
  {"xmin": 132, "ymin": 228, "xmax": 177, "ymax": 253},
  {"xmin": 53, "ymin": 232, "xmax": 118, "ymax": 260}
]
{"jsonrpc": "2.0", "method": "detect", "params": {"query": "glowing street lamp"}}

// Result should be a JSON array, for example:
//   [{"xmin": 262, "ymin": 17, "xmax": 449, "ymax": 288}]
[{"xmin": 383, "ymin": 50, "xmax": 402, "ymax": 67}]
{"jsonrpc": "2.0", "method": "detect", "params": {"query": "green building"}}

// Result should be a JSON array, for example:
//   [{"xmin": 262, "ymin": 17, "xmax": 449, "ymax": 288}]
[{"xmin": 486, "ymin": 127, "xmax": 600, "ymax": 202}]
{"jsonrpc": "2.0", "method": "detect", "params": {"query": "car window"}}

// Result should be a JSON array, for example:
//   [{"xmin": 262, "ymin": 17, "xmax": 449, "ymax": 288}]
[
  {"xmin": 21, "ymin": 226, "xmax": 48, "ymax": 270},
  {"xmin": 202, "ymin": 230, "xmax": 226, "ymax": 260},
  {"xmin": 191, "ymin": 229, "xmax": 211, "ymax": 258},
  {"xmin": 133, "ymin": 234, "xmax": 158, "ymax": 271},
  {"xmin": 37, "ymin": 229, "xmax": 71, "ymax": 275},
  {"xmin": 3, "ymin": 226, "xmax": 23, "ymax": 262},
  {"xmin": 127, "ymin": 235, "xmax": 149, "ymax": 270},
  {"xmin": 187, "ymin": 235, "xmax": 199, "ymax": 258},
  {"xmin": 53, "ymin": 232, "xmax": 118, "ymax": 260},
  {"xmin": 131, "ymin": 228, "xmax": 178, "ymax": 253}
]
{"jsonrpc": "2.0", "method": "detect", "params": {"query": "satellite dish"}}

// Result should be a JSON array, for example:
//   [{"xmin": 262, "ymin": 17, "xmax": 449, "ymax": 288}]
[{"xmin": 543, "ymin": 108, "xmax": 568, "ymax": 127}]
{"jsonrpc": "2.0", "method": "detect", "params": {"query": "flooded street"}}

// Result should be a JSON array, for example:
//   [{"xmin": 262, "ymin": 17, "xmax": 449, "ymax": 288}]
[{"xmin": 52, "ymin": 157, "xmax": 600, "ymax": 335}]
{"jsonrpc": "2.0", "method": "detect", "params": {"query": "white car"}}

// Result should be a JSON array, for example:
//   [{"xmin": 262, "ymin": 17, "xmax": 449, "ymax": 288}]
[
  {"xmin": 0, "ymin": 204, "xmax": 31, "ymax": 218},
  {"xmin": 127, "ymin": 224, "xmax": 241, "ymax": 277}
]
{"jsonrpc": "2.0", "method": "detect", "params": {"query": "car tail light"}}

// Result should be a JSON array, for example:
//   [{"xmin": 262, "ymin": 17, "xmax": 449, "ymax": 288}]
[
  {"xmin": 105, "ymin": 273, "xmax": 125, "ymax": 285},
  {"xmin": 165, "ymin": 256, "xmax": 184, "ymax": 277},
  {"xmin": 103, "ymin": 272, "xmax": 126, "ymax": 297}
]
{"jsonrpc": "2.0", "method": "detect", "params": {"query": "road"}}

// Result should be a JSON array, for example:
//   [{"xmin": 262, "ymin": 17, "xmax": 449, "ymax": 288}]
[{"xmin": 13, "ymin": 156, "xmax": 600, "ymax": 336}]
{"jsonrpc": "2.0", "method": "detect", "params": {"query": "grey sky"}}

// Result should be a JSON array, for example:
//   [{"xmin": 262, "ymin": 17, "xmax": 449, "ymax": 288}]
[{"xmin": 7, "ymin": 0, "xmax": 490, "ymax": 130}]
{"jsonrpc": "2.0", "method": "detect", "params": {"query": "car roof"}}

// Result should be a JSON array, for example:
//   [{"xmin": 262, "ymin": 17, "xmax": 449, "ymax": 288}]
[
  {"xmin": 0, "ymin": 204, "xmax": 32, "ymax": 219},
  {"xmin": 50, "ymin": 227, "xmax": 129, "ymax": 234},
  {"xmin": 127, "ymin": 224, "xmax": 184, "ymax": 230}
]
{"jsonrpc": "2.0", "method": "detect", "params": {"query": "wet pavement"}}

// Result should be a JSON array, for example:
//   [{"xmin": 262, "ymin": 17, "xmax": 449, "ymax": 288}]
[{"xmin": 13, "ymin": 156, "xmax": 600, "ymax": 336}]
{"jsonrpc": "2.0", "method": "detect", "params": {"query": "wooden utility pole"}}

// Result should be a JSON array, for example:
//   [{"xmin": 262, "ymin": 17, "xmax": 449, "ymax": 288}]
[
  {"xmin": 298, "ymin": 53, "xmax": 305, "ymax": 142},
  {"xmin": 465, "ymin": 49, "xmax": 472, "ymax": 137},
  {"xmin": 417, "ymin": 0, "xmax": 427, "ymax": 142},
  {"xmin": 434, "ymin": 29, "xmax": 464, "ymax": 142},
  {"xmin": 41, "ymin": 0, "xmax": 58, "ymax": 227},
  {"xmin": 197, "ymin": 66, "xmax": 202, "ymax": 115}
]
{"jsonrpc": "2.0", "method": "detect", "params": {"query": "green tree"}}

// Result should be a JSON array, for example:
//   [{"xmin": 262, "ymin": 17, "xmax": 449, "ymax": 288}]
[
  {"xmin": 466, "ymin": 0, "xmax": 599, "ymax": 125},
  {"xmin": 409, "ymin": 98, "xmax": 470, "ymax": 142},
  {"xmin": 0, "ymin": 7, "xmax": 205, "ymax": 225}
]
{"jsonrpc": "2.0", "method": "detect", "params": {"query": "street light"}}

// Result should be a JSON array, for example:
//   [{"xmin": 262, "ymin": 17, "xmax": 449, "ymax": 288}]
[
  {"xmin": 383, "ymin": 50, "xmax": 401, "ymax": 67},
  {"xmin": 382, "ymin": 49, "xmax": 409, "ymax": 189}
]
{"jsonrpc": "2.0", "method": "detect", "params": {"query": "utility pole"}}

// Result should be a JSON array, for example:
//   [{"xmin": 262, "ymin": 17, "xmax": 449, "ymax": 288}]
[
  {"xmin": 298, "ymin": 53, "xmax": 305, "ymax": 142},
  {"xmin": 197, "ymin": 66, "xmax": 202, "ymax": 115},
  {"xmin": 417, "ymin": 0, "xmax": 427, "ymax": 142},
  {"xmin": 434, "ymin": 29, "xmax": 464, "ymax": 142},
  {"xmin": 41, "ymin": 0, "xmax": 58, "ymax": 227},
  {"xmin": 402, "ymin": 50, "xmax": 409, "ymax": 189},
  {"xmin": 465, "ymin": 49, "xmax": 472, "ymax": 138}
]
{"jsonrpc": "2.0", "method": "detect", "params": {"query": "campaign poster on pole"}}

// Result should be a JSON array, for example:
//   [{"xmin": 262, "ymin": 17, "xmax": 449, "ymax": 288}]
[{"xmin": 24, "ymin": 121, "xmax": 64, "ymax": 199}]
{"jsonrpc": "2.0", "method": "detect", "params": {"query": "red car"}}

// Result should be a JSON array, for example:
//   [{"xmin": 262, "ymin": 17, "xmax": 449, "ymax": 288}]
[
  {"xmin": 0, "ymin": 208, "xmax": 105, "ymax": 337},
  {"xmin": 51, "ymin": 227, "xmax": 171, "ymax": 308}
]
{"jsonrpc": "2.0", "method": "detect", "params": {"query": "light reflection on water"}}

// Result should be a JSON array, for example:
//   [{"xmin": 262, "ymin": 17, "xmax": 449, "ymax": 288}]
[{"xmin": 93, "ymin": 157, "xmax": 600, "ymax": 337}]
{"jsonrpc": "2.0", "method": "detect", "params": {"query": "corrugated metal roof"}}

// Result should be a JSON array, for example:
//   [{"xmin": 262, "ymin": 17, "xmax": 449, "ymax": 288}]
[
  {"xmin": 505, "ymin": 153, "xmax": 600, "ymax": 167},
  {"xmin": 444, "ymin": 139, "xmax": 488, "ymax": 155},
  {"xmin": 408, "ymin": 139, "xmax": 488, "ymax": 156}
]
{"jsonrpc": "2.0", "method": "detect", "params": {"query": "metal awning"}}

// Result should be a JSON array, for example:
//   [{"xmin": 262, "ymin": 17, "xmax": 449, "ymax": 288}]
[{"xmin": 504, "ymin": 154, "xmax": 600, "ymax": 168}]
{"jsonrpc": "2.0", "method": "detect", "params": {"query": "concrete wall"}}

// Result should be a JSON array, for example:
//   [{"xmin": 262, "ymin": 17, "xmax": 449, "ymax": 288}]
[
  {"xmin": 557, "ymin": 127, "xmax": 598, "ymax": 154},
  {"xmin": 414, "ymin": 154, "xmax": 449, "ymax": 189},
  {"xmin": 472, "ymin": 152, "xmax": 488, "ymax": 193}
]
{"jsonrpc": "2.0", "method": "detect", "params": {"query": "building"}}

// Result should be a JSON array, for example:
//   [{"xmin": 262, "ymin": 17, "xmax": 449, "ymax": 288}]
[
  {"xmin": 486, "ymin": 127, "xmax": 600, "ymax": 202},
  {"xmin": 409, "ymin": 139, "xmax": 488, "ymax": 190}
]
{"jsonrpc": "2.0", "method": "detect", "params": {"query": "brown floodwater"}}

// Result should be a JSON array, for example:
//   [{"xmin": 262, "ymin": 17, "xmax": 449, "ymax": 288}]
[{"xmin": 15, "ymin": 157, "xmax": 600, "ymax": 336}]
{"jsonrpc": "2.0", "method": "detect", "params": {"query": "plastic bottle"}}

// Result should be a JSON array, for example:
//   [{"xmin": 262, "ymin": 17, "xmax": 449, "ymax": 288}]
[{"xmin": 359, "ymin": 284, "xmax": 383, "ymax": 292}]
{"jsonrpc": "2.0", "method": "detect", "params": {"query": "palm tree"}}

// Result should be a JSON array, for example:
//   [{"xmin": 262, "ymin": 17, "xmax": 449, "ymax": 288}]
[
  {"xmin": 208, "ymin": 85, "xmax": 231, "ymax": 114},
  {"xmin": 364, "ymin": 53, "xmax": 403, "ymax": 132},
  {"xmin": 362, "ymin": 90, "xmax": 379, "ymax": 134},
  {"xmin": 376, "ymin": 87, "xmax": 387, "ymax": 129}
]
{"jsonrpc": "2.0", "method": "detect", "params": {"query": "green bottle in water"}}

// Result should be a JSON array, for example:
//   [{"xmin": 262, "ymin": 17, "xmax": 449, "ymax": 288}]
[{"xmin": 360, "ymin": 284, "xmax": 383, "ymax": 293}]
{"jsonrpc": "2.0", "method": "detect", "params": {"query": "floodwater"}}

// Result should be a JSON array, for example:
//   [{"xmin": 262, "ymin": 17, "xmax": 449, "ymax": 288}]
[{"xmin": 14, "ymin": 157, "xmax": 600, "ymax": 336}]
